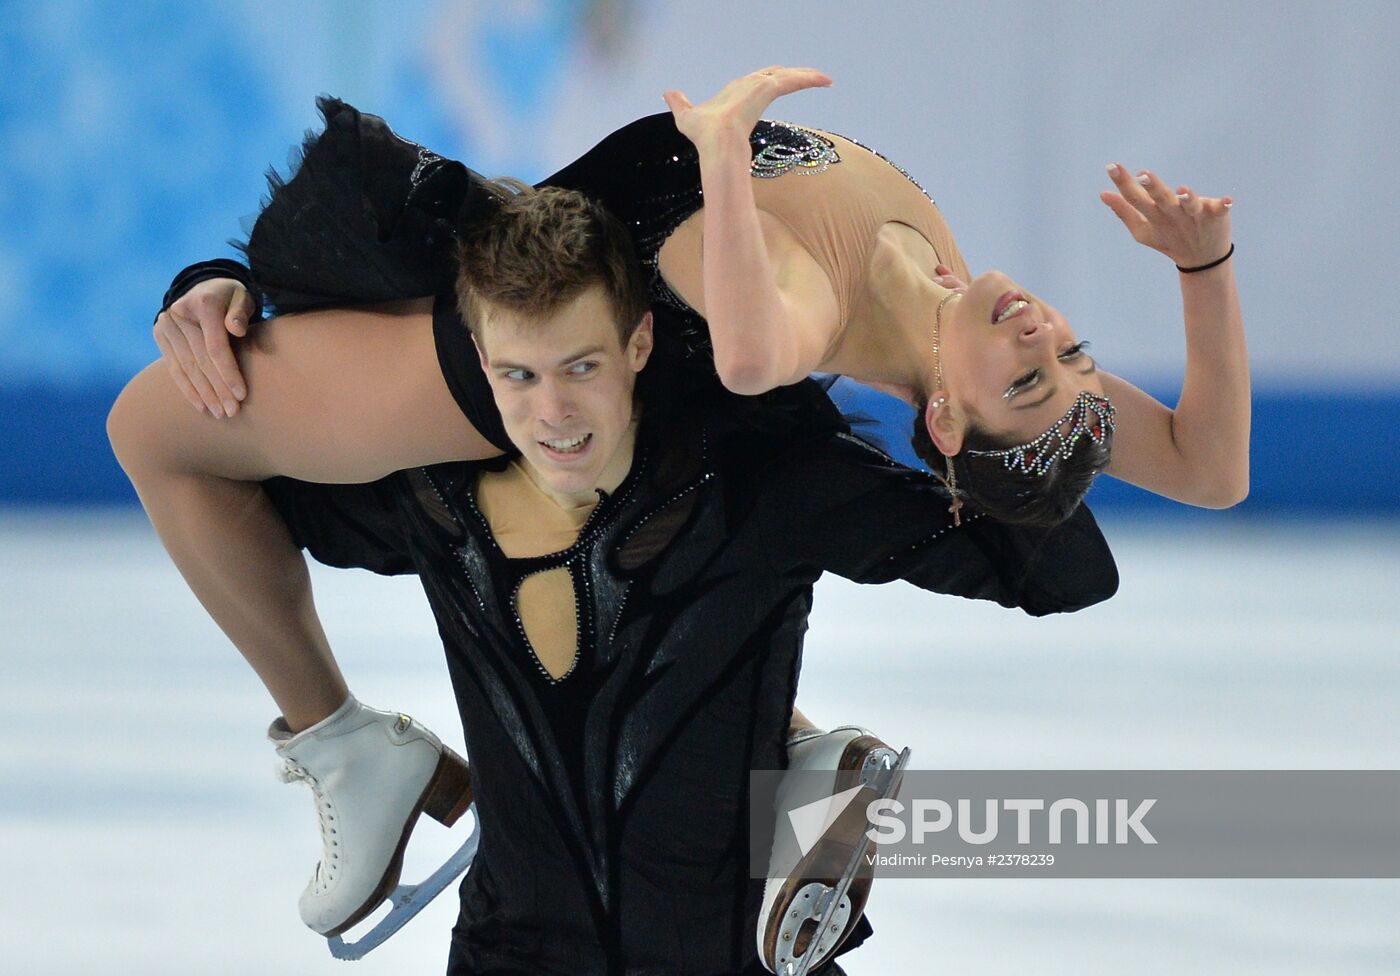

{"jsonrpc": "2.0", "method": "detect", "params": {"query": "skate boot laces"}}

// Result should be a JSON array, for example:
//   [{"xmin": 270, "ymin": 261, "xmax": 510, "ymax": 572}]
[{"xmin": 278, "ymin": 760, "xmax": 341, "ymax": 893}]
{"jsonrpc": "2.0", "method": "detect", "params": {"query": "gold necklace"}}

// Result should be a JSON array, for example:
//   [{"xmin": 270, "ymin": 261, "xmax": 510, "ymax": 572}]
[
  {"xmin": 930, "ymin": 289, "xmax": 964, "ymax": 525},
  {"xmin": 930, "ymin": 290, "xmax": 961, "ymax": 402}
]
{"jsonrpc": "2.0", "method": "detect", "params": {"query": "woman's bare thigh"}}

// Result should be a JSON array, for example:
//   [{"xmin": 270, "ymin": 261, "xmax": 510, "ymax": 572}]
[{"xmin": 110, "ymin": 303, "xmax": 503, "ymax": 483}]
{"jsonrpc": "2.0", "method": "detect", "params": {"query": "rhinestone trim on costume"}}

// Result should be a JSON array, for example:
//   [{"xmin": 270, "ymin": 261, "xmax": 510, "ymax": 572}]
[
  {"xmin": 820, "ymin": 127, "xmax": 934, "ymax": 201},
  {"xmin": 408, "ymin": 147, "xmax": 441, "ymax": 187},
  {"xmin": 510, "ymin": 566, "xmax": 584, "ymax": 684},
  {"xmin": 442, "ymin": 449, "xmax": 649, "ymax": 686},
  {"xmin": 749, "ymin": 121, "xmax": 842, "ymax": 179}
]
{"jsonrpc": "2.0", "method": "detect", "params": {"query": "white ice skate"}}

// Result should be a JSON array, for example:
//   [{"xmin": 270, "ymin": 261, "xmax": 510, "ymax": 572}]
[
  {"xmin": 268, "ymin": 695, "xmax": 476, "ymax": 949},
  {"xmin": 757, "ymin": 726, "xmax": 909, "ymax": 976}
]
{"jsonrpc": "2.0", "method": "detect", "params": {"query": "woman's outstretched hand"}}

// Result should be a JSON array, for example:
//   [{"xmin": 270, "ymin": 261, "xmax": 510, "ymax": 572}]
[
  {"xmin": 1101, "ymin": 164, "xmax": 1232, "ymax": 269},
  {"xmin": 663, "ymin": 66, "xmax": 832, "ymax": 156}
]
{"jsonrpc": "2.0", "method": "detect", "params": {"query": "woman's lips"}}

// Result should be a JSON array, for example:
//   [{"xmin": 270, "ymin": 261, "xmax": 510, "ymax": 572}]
[{"xmin": 992, "ymin": 290, "xmax": 1030, "ymax": 324}]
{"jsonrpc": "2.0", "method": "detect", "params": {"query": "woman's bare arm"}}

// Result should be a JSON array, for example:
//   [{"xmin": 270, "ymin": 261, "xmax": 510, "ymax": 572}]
[
  {"xmin": 1098, "ymin": 165, "xmax": 1248, "ymax": 508},
  {"xmin": 663, "ymin": 67, "xmax": 842, "ymax": 395}
]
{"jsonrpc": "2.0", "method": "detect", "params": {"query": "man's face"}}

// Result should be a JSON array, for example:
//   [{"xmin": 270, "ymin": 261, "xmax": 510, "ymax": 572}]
[{"xmin": 476, "ymin": 286, "xmax": 653, "ymax": 505}]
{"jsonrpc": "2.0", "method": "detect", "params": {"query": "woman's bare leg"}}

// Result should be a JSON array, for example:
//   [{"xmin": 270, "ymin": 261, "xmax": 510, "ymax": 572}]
[
  {"xmin": 788, "ymin": 706, "xmax": 819, "ymax": 738},
  {"xmin": 107, "ymin": 301, "xmax": 501, "ymax": 731}
]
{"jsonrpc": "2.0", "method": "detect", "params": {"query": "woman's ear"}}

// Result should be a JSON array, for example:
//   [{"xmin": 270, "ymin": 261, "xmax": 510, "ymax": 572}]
[{"xmin": 924, "ymin": 395, "xmax": 965, "ymax": 457}]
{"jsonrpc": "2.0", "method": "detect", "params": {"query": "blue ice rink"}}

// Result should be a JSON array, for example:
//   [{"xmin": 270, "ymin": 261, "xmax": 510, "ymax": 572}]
[{"xmin": 4, "ymin": 510, "xmax": 1398, "ymax": 974}]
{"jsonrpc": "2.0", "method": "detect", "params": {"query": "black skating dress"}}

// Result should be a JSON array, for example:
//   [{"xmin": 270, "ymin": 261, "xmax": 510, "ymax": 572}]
[{"xmin": 192, "ymin": 98, "xmax": 963, "ymax": 455}]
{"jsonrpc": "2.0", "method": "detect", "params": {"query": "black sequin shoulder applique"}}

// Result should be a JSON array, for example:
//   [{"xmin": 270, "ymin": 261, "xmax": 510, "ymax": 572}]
[{"xmin": 749, "ymin": 120, "xmax": 842, "ymax": 179}]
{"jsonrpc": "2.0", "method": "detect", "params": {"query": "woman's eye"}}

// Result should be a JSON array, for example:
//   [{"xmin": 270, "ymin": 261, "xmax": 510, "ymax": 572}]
[
  {"xmin": 1058, "ymin": 340, "xmax": 1091, "ymax": 361},
  {"xmin": 567, "ymin": 361, "xmax": 598, "ymax": 375},
  {"xmin": 1004, "ymin": 368, "xmax": 1041, "ymax": 400}
]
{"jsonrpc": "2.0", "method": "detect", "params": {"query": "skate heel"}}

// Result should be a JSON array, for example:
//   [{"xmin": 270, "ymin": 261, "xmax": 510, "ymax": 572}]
[{"xmin": 422, "ymin": 746, "xmax": 474, "ymax": 827}]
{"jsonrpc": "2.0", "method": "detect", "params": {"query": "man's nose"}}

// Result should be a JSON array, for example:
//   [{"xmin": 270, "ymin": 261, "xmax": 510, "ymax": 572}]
[{"xmin": 536, "ymin": 379, "xmax": 576, "ymax": 426}]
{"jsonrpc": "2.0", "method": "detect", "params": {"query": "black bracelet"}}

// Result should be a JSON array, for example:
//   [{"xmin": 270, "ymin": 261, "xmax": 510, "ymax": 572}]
[
  {"xmin": 157, "ymin": 259, "xmax": 265, "ymax": 324},
  {"xmin": 1176, "ymin": 243, "xmax": 1234, "ymax": 274}
]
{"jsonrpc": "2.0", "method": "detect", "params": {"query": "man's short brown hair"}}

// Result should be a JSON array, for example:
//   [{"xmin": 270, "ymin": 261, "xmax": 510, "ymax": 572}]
[{"xmin": 455, "ymin": 179, "xmax": 649, "ymax": 345}]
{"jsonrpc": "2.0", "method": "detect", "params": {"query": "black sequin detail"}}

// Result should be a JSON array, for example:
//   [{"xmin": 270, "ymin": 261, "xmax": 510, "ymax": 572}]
[{"xmin": 750, "ymin": 121, "xmax": 841, "ymax": 178}]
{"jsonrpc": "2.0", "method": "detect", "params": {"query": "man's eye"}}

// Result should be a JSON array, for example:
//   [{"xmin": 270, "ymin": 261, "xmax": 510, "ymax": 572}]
[
  {"xmin": 567, "ymin": 361, "xmax": 598, "ymax": 375},
  {"xmin": 504, "ymin": 368, "xmax": 534, "ymax": 382}
]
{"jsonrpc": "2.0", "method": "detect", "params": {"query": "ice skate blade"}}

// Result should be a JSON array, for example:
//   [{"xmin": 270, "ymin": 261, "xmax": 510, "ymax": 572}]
[
  {"xmin": 326, "ymin": 810, "xmax": 479, "ymax": 961},
  {"xmin": 783, "ymin": 746, "xmax": 910, "ymax": 976},
  {"xmin": 758, "ymin": 735, "xmax": 901, "ymax": 974}
]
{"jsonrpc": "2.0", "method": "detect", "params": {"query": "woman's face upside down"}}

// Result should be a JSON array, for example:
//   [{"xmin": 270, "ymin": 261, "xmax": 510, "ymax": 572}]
[{"xmin": 933, "ymin": 270, "xmax": 1106, "ymax": 447}]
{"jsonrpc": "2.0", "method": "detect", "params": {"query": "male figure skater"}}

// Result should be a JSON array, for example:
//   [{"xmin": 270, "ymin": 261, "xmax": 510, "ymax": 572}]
[{"xmin": 228, "ymin": 183, "xmax": 1118, "ymax": 974}]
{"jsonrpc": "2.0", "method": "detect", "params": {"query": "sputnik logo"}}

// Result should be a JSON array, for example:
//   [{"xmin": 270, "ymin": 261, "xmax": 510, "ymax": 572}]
[{"xmin": 787, "ymin": 784, "xmax": 867, "ymax": 857}]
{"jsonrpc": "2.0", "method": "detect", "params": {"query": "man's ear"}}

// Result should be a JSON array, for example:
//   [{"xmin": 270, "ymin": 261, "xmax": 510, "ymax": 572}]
[
  {"xmin": 628, "ymin": 311, "xmax": 654, "ymax": 371},
  {"xmin": 924, "ymin": 396, "xmax": 965, "ymax": 457}
]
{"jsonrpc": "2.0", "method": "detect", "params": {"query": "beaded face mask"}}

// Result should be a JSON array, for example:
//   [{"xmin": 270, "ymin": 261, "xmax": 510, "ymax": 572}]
[{"xmin": 964, "ymin": 390, "xmax": 1117, "ymax": 476}]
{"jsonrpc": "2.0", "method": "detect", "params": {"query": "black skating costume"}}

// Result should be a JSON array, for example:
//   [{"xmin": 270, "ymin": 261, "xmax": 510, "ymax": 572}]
[{"xmin": 262, "ymin": 371, "xmax": 1116, "ymax": 975}]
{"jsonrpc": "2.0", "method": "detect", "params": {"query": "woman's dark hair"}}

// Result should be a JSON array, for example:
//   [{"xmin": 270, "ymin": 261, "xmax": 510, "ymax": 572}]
[{"xmin": 910, "ymin": 405, "xmax": 1113, "ymax": 528}]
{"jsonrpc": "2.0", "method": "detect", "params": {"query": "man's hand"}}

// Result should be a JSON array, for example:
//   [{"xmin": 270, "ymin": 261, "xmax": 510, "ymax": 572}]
[
  {"xmin": 933, "ymin": 264, "xmax": 967, "ymax": 291},
  {"xmin": 154, "ymin": 277, "xmax": 256, "ymax": 417},
  {"xmin": 1101, "ymin": 163, "xmax": 1233, "ymax": 270},
  {"xmin": 662, "ymin": 66, "xmax": 832, "ymax": 158}
]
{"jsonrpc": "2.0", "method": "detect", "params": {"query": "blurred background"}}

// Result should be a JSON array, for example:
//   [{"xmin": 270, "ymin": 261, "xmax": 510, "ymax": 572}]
[{"xmin": 3, "ymin": 1, "xmax": 1398, "ymax": 973}]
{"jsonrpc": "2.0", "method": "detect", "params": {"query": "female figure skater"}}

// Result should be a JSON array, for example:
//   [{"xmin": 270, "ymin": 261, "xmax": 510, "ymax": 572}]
[
  {"xmin": 109, "ymin": 66, "xmax": 1243, "ymax": 956},
  {"xmin": 155, "ymin": 66, "xmax": 1247, "ymax": 524}
]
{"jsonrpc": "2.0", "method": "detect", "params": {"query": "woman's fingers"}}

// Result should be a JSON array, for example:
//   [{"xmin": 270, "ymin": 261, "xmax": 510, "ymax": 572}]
[
  {"xmin": 731, "ymin": 66, "xmax": 830, "ymax": 119},
  {"xmin": 1106, "ymin": 162, "xmax": 1233, "ymax": 263},
  {"xmin": 762, "ymin": 66, "xmax": 833, "ymax": 96},
  {"xmin": 1105, "ymin": 162, "xmax": 1155, "ymax": 218},
  {"xmin": 669, "ymin": 66, "xmax": 830, "ymax": 149},
  {"xmin": 1209, "ymin": 195, "xmax": 1234, "ymax": 216},
  {"xmin": 1135, "ymin": 168, "xmax": 1179, "ymax": 215},
  {"xmin": 1099, "ymin": 190, "xmax": 1152, "ymax": 242},
  {"xmin": 662, "ymin": 89, "xmax": 693, "ymax": 116},
  {"xmin": 1176, "ymin": 185, "xmax": 1204, "ymax": 218}
]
